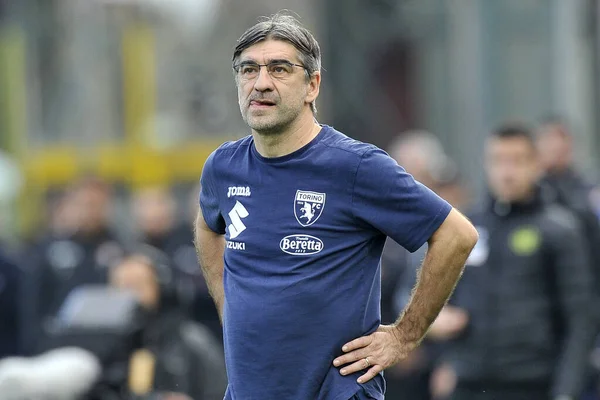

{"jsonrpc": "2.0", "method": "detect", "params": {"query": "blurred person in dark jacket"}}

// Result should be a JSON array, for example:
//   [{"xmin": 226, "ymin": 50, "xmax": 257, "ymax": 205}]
[
  {"xmin": 109, "ymin": 246, "xmax": 227, "ymax": 400},
  {"xmin": 21, "ymin": 177, "xmax": 125, "ymax": 355},
  {"xmin": 536, "ymin": 116, "xmax": 596, "ymax": 206},
  {"xmin": 537, "ymin": 117, "xmax": 600, "ymax": 399},
  {"xmin": 0, "ymin": 247, "xmax": 21, "ymax": 358},
  {"xmin": 536, "ymin": 116, "xmax": 600, "ymax": 314},
  {"xmin": 132, "ymin": 187, "xmax": 182, "ymax": 255},
  {"xmin": 132, "ymin": 186, "xmax": 222, "ymax": 341},
  {"xmin": 381, "ymin": 131, "xmax": 460, "ymax": 400},
  {"xmin": 435, "ymin": 124, "xmax": 594, "ymax": 400}
]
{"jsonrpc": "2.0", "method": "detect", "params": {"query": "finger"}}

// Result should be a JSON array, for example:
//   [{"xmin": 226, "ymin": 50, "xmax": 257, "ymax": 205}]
[
  {"xmin": 357, "ymin": 364, "xmax": 384, "ymax": 384},
  {"xmin": 339, "ymin": 357, "xmax": 373, "ymax": 376},
  {"xmin": 333, "ymin": 349, "xmax": 369, "ymax": 367},
  {"xmin": 342, "ymin": 336, "xmax": 372, "ymax": 353}
]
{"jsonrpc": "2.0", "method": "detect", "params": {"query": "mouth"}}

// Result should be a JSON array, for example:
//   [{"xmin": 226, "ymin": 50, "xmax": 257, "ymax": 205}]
[{"xmin": 249, "ymin": 99, "xmax": 276, "ymax": 109}]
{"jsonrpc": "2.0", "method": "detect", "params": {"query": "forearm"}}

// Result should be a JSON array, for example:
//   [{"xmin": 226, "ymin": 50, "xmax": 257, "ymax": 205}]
[
  {"xmin": 201, "ymin": 254, "xmax": 225, "ymax": 322},
  {"xmin": 194, "ymin": 223, "xmax": 226, "ymax": 322},
  {"xmin": 394, "ymin": 227, "xmax": 475, "ymax": 345}
]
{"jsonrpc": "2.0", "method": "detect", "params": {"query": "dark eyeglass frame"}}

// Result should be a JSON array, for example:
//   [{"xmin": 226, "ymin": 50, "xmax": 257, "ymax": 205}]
[{"xmin": 233, "ymin": 60, "xmax": 307, "ymax": 80}]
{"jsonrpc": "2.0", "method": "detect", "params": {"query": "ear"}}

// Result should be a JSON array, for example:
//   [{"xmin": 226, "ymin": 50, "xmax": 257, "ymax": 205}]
[{"xmin": 305, "ymin": 71, "xmax": 321, "ymax": 105}]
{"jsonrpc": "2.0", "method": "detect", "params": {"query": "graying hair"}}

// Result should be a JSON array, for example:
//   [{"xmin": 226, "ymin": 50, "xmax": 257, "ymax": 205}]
[{"xmin": 232, "ymin": 13, "xmax": 321, "ymax": 116}]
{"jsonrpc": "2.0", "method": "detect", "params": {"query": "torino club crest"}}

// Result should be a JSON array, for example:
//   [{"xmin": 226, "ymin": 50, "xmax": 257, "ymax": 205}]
[{"xmin": 294, "ymin": 190, "xmax": 326, "ymax": 227}]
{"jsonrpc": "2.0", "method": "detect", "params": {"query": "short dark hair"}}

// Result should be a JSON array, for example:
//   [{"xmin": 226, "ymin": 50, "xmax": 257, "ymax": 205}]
[
  {"xmin": 232, "ymin": 12, "xmax": 321, "ymax": 115},
  {"xmin": 491, "ymin": 123, "xmax": 536, "ymax": 146},
  {"xmin": 537, "ymin": 114, "xmax": 571, "ymax": 137},
  {"xmin": 539, "ymin": 113, "xmax": 568, "ymax": 126}
]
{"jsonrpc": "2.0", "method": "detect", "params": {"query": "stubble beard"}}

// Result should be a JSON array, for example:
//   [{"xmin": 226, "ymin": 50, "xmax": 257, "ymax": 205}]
[
  {"xmin": 240, "ymin": 86, "xmax": 307, "ymax": 135},
  {"xmin": 242, "ymin": 103, "xmax": 303, "ymax": 136}
]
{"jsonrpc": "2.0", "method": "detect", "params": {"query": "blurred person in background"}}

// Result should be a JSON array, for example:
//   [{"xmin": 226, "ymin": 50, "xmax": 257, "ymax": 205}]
[
  {"xmin": 21, "ymin": 176, "xmax": 126, "ymax": 355},
  {"xmin": 0, "ymin": 157, "xmax": 22, "ymax": 358},
  {"xmin": 537, "ymin": 116, "xmax": 600, "ymax": 400},
  {"xmin": 386, "ymin": 130, "xmax": 450, "ymax": 190},
  {"xmin": 433, "ymin": 124, "xmax": 595, "ymax": 400},
  {"xmin": 132, "ymin": 186, "xmax": 182, "ymax": 255},
  {"xmin": 536, "ymin": 116, "xmax": 600, "ymax": 318},
  {"xmin": 132, "ymin": 185, "xmax": 222, "ymax": 341},
  {"xmin": 109, "ymin": 246, "xmax": 227, "ymax": 400},
  {"xmin": 536, "ymin": 116, "xmax": 597, "ymax": 206},
  {"xmin": 381, "ymin": 131, "xmax": 469, "ymax": 400},
  {"xmin": 0, "ymin": 246, "xmax": 21, "ymax": 359}
]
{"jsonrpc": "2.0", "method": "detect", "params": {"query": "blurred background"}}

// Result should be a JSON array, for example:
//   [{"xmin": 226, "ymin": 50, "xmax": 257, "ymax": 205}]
[
  {"xmin": 0, "ymin": 0, "xmax": 599, "ymax": 241},
  {"xmin": 1, "ymin": 0, "xmax": 600, "ymax": 399}
]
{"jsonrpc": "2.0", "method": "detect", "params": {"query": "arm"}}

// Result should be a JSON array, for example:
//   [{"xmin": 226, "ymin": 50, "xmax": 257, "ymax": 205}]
[
  {"xmin": 334, "ymin": 208, "xmax": 477, "ymax": 382},
  {"xmin": 193, "ymin": 207, "xmax": 226, "ymax": 323},
  {"xmin": 546, "ymin": 211, "xmax": 595, "ymax": 399},
  {"xmin": 394, "ymin": 208, "xmax": 477, "ymax": 347}
]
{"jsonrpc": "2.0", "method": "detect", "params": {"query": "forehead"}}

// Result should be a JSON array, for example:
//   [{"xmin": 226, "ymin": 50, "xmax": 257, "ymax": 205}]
[
  {"xmin": 537, "ymin": 124, "xmax": 568, "ymax": 141},
  {"xmin": 239, "ymin": 39, "xmax": 300, "ymax": 63},
  {"xmin": 487, "ymin": 137, "xmax": 535, "ymax": 155},
  {"xmin": 112, "ymin": 259, "xmax": 154, "ymax": 280}
]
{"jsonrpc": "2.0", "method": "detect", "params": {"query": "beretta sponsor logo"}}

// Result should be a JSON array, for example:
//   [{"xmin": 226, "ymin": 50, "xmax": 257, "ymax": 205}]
[{"xmin": 280, "ymin": 234, "xmax": 324, "ymax": 255}]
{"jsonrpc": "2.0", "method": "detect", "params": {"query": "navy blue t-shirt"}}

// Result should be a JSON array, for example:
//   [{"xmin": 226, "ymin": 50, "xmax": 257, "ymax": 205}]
[{"xmin": 199, "ymin": 125, "xmax": 452, "ymax": 400}]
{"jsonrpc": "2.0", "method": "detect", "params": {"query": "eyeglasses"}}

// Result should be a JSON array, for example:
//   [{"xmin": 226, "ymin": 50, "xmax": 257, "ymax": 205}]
[{"xmin": 233, "ymin": 60, "xmax": 306, "ymax": 81}]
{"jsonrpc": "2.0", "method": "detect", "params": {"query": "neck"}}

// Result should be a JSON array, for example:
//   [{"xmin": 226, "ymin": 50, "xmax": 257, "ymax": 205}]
[
  {"xmin": 252, "ymin": 112, "xmax": 321, "ymax": 158},
  {"xmin": 547, "ymin": 164, "xmax": 572, "ymax": 176},
  {"xmin": 496, "ymin": 187, "xmax": 536, "ymax": 205}
]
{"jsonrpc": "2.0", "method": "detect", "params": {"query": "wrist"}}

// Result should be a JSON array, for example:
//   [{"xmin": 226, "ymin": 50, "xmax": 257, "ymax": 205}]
[{"xmin": 392, "ymin": 322, "xmax": 422, "ymax": 349}]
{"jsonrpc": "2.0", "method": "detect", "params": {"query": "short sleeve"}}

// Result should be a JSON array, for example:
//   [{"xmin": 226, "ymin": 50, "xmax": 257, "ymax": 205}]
[
  {"xmin": 352, "ymin": 148, "xmax": 452, "ymax": 252},
  {"xmin": 199, "ymin": 151, "xmax": 226, "ymax": 234}
]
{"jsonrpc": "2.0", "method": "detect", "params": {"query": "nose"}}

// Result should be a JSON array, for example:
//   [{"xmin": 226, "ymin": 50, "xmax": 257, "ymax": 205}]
[{"xmin": 253, "ymin": 66, "xmax": 274, "ymax": 92}]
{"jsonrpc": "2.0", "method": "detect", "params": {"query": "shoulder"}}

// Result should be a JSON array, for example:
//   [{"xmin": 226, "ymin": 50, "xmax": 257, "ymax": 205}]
[
  {"xmin": 318, "ymin": 126, "xmax": 384, "ymax": 161},
  {"xmin": 540, "ymin": 203, "xmax": 582, "ymax": 237},
  {"xmin": 205, "ymin": 135, "xmax": 253, "ymax": 168}
]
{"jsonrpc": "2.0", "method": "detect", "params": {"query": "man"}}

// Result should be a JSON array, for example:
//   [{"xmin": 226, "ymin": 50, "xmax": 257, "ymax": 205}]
[
  {"xmin": 381, "ymin": 131, "xmax": 460, "ymax": 400},
  {"xmin": 109, "ymin": 246, "xmax": 227, "ymax": 400},
  {"xmin": 537, "ymin": 116, "xmax": 600, "ymax": 400},
  {"xmin": 536, "ymin": 116, "xmax": 596, "ymax": 205},
  {"xmin": 386, "ymin": 130, "xmax": 453, "ymax": 191},
  {"xmin": 194, "ymin": 13, "xmax": 478, "ymax": 400},
  {"xmin": 0, "ymin": 246, "xmax": 21, "ymax": 358},
  {"xmin": 436, "ymin": 124, "xmax": 594, "ymax": 400},
  {"xmin": 132, "ymin": 185, "xmax": 223, "ymax": 341},
  {"xmin": 536, "ymin": 117, "xmax": 600, "ymax": 306},
  {"xmin": 21, "ymin": 177, "xmax": 125, "ymax": 355}
]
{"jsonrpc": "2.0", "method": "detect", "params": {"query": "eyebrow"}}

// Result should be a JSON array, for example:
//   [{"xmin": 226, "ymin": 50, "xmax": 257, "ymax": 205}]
[{"xmin": 238, "ymin": 58, "xmax": 295, "ymax": 65}]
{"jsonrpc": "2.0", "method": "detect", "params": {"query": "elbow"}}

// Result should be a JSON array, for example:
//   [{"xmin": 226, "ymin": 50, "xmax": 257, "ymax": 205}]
[{"xmin": 458, "ymin": 222, "xmax": 479, "ymax": 254}]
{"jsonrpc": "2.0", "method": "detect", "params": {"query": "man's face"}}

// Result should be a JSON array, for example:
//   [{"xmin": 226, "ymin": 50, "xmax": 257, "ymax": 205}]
[
  {"xmin": 110, "ymin": 258, "xmax": 159, "ymax": 311},
  {"xmin": 70, "ymin": 185, "xmax": 111, "ymax": 234},
  {"xmin": 235, "ymin": 39, "xmax": 320, "ymax": 134},
  {"xmin": 390, "ymin": 143, "xmax": 435, "ymax": 189},
  {"xmin": 486, "ymin": 136, "xmax": 540, "ymax": 202},
  {"xmin": 133, "ymin": 188, "xmax": 175, "ymax": 237},
  {"xmin": 536, "ymin": 124, "xmax": 572, "ymax": 172}
]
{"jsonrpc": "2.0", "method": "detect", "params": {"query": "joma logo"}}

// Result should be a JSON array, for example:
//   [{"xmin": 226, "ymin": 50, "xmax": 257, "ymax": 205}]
[{"xmin": 227, "ymin": 186, "xmax": 251, "ymax": 198}]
